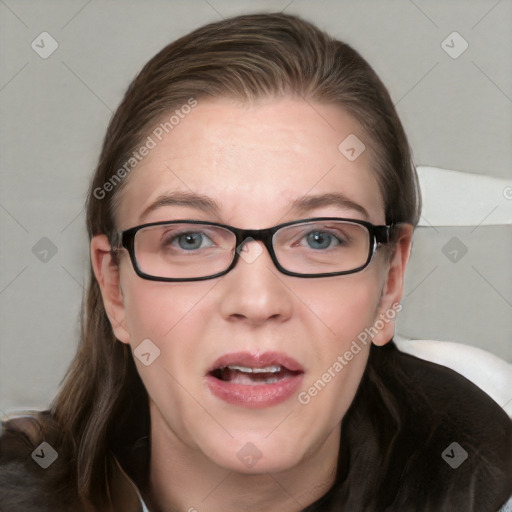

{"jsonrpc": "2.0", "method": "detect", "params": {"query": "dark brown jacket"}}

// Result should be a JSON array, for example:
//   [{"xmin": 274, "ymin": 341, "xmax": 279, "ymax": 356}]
[{"xmin": 1, "ymin": 341, "xmax": 512, "ymax": 511}]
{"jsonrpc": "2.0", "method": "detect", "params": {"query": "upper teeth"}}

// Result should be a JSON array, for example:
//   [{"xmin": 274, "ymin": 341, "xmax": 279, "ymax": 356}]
[{"xmin": 226, "ymin": 365, "xmax": 282, "ymax": 373}]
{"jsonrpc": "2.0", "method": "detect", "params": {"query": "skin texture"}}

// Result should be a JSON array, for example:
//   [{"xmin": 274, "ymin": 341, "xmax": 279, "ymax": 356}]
[{"xmin": 91, "ymin": 97, "xmax": 413, "ymax": 512}]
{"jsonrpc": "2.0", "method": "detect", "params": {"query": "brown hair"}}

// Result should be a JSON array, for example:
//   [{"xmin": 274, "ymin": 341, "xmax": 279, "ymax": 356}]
[{"xmin": 50, "ymin": 12, "xmax": 422, "ymax": 510}]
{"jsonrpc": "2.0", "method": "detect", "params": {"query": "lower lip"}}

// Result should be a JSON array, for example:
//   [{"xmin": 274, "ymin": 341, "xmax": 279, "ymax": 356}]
[{"xmin": 205, "ymin": 373, "xmax": 304, "ymax": 409}]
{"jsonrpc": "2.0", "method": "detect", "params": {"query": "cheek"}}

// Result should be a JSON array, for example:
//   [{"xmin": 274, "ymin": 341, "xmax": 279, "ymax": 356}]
[
  {"xmin": 120, "ymin": 278, "xmax": 212, "ymax": 399},
  {"xmin": 119, "ymin": 275, "xmax": 220, "ymax": 395},
  {"xmin": 293, "ymin": 268, "xmax": 383, "ymax": 340},
  {"xmin": 294, "ymin": 270, "xmax": 383, "ymax": 415},
  {"xmin": 120, "ymin": 268, "xmax": 213, "ymax": 343}
]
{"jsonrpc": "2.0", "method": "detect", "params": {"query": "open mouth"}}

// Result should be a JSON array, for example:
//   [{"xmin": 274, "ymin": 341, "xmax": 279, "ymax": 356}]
[
  {"xmin": 205, "ymin": 352, "xmax": 305, "ymax": 408},
  {"xmin": 209, "ymin": 364, "xmax": 303, "ymax": 385}
]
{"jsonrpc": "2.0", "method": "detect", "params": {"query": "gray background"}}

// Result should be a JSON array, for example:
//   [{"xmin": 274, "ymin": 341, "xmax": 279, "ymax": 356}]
[{"xmin": 1, "ymin": 0, "xmax": 511, "ymax": 414}]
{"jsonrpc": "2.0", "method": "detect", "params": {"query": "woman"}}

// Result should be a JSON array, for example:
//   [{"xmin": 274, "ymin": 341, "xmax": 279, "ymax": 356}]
[{"xmin": 1, "ymin": 12, "xmax": 511, "ymax": 512}]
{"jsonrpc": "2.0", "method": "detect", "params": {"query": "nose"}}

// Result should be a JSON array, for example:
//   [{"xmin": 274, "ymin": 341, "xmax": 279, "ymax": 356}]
[{"xmin": 218, "ymin": 238, "xmax": 294, "ymax": 325}]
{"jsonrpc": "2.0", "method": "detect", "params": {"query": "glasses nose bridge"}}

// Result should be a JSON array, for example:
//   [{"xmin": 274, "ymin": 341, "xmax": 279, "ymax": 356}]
[{"xmin": 235, "ymin": 227, "xmax": 276, "ymax": 256}]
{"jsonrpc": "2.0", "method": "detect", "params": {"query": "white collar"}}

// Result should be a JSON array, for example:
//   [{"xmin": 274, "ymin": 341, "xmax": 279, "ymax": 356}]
[{"xmin": 135, "ymin": 485, "xmax": 150, "ymax": 512}]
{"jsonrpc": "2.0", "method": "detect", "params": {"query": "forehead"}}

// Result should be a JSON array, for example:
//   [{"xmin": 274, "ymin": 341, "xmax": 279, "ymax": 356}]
[{"xmin": 115, "ymin": 97, "xmax": 385, "ymax": 229}]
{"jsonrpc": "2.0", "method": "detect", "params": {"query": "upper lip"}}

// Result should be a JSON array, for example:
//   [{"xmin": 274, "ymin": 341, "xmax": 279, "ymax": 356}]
[{"xmin": 207, "ymin": 351, "xmax": 304, "ymax": 374}]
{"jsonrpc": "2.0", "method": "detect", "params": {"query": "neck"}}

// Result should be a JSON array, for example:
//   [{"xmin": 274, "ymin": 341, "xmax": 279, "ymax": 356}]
[{"xmin": 144, "ymin": 402, "xmax": 339, "ymax": 512}]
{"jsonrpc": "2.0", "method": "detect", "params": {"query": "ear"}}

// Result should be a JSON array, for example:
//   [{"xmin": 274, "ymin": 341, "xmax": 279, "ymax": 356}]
[
  {"xmin": 90, "ymin": 234, "xmax": 131, "ymax": 344},
  {"xmin": 372, "ymin": 224, "xmax": 414, "ymax": 346}
]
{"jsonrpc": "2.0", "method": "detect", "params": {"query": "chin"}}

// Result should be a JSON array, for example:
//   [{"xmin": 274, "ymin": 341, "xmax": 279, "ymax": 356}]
[{"xmin": 200, "ymin": 432, "xmax": 310, "ymax": 475}]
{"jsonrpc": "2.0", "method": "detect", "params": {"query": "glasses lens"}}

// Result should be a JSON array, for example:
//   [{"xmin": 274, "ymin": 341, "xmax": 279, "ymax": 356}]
[
  {"xmin": 273, "ymin": 220, "xmax": 371, "ymax": 274},
  {"xmin": 134, "ymin": 223, "xmax": 236, "ymax": 279}
]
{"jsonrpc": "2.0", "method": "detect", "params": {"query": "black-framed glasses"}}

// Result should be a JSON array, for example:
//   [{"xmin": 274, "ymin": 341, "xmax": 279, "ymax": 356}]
[{"xmin": 114, "ymin": 217, "xmax": 393, "ymax": 282}]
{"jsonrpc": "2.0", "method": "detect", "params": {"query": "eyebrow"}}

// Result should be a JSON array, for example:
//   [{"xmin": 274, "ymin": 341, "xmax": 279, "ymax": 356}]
[
  {"xmin": 290, "ymin": 192, "xmax": 369, "ymax": 219},
  {"xmin": 140, "ymin": 191, "xmax": 219, "ymax": 221},
  {"xmin": 140, "ymin": 190, "xmax": 369, "ymax": 221}
]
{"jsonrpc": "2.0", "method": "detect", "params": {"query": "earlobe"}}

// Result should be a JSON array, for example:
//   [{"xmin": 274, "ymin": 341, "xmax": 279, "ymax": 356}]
[
  {"xmin": 372, "ymin": 224, "xmax": 414, "ymax": 347},
  {"xmin": 90, "ymin": 234, "xmax": 131, "ymax": 344}
]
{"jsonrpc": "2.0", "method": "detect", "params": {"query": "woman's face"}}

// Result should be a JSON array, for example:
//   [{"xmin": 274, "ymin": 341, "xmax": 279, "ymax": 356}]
[{"xmin": 93, "ymin": 97, "xmax": 410, "ymax": 475}]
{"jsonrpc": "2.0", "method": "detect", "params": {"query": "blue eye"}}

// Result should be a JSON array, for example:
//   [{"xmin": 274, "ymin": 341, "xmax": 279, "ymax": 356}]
[
  {"xmin": 164, "ymin": 231, "xmax": 215, "ymax": 251},
  {"xmin": 305, "ymin": 231, "xmax": 340, "ymax": 250},
  {"xmin": 177, "ymin": 233, "xmax": 204, "ymax": 250}
]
